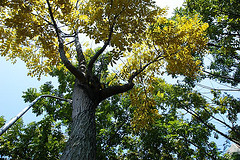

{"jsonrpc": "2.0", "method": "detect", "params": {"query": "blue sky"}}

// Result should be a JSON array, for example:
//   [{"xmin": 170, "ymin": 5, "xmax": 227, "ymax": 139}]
[{"xmin": 0, "ymin": 57, "xmax": 58, "ymax": 123}]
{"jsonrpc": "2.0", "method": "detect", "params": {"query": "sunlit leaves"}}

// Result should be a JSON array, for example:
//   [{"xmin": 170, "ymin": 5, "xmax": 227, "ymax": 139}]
[
  {"xmin": 149, "ymin": 14, "xmax": 208, "ymax": 76},
  {"xmin": 116, "ymin": 14, "xmax": 208, "ymax": 129},
  {"xmin": 0, "ymin": 0, "xmax": 60, "ymax": 79},
  {"xmin": 81, "ymin": 0, "xmax": 160, "ymax": 42},
  {"xmin": 0, "ymin": 0, "xmax": 207, "ymax": 82},
  {"xmin": 0, "ymin": 0, "xmax": 161, "ymax": 79},
  {"xmin": 1, "ymin": 0, "xmax": 209, "ymax": 133},
  {"xmin": 120, "ymin": 14, "xmax": 208, "ymax": 82}
]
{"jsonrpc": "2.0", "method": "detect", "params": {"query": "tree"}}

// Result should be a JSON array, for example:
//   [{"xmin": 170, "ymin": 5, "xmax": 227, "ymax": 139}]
[
  {"xmin": 183, "ymin": 0, "xmax": 240, "ymax": 86},
  {"xmin": 0, "ymin": 0, "xmax": 208, "ymax": 159},
  {"xmin": 174, "ymin": 0, "xmax": 240, "ymax": 156}
]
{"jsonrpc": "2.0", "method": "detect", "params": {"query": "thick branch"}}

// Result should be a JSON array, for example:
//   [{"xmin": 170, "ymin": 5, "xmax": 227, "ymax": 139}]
[
  {"xmin": 98, "ymin": 35, "xmax": 181, "ymax": 102},
  {"xmin": 129, "ymin": 48, "xmax": 177, "ymax": 82},
  {"xmin": 129, "ymin": 56, "xmax": 162, "ymax": 82},
  {"xmin": 128, "ymin": 47, "xmax": 184, "ymax": 82},
  {"xmin": 46, "ymin": 0, "xmax": 86, "ymax": 82},
  {"xmin": 99, "ymin": 82, "xmax": 134, "ymax": 102},
  {"xmin": 86, "ymin": 8, "xmax": 124, "ymax": 78},
  {"xmin": 98, "ymin": 51, "xmax": 159, "ymax": 101},
  {"xmin": 58, "ymin": 43, "xmax": 86, "ymax": 82},
  {"xmin": 101, "ymin": 48, "xmax": 183, "ymax": 103}
]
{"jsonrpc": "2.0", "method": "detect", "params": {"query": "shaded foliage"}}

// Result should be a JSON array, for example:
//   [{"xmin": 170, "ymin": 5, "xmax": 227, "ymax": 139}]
[{"xmin": 0, "ymin": 72, "xmax": 227, "ymax": 159}]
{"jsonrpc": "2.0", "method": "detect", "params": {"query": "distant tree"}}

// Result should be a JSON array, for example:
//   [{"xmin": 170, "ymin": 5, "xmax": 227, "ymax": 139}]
[
  {"xmin": 175, "ymin": 0, "xmax": 240, "ymax": 155},
  {"xmin": 184, "ymin": 0, "xmax": 240, "ymax": 85}
]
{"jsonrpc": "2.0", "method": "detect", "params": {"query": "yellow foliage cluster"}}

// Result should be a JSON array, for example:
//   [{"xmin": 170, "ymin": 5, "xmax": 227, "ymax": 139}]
[
  {"xmin": 120, "ymin": 14, "xmax": 208, "ymax": 81},
  {"xmin": 0, "ymin": 0, "xmax": 162, "ymax": 79},
  {"xmin": 150, "ymin": 15, "xmax": 209, "ymax": 76},
  {"xmin": 0, "ymin": 0, "xmax": 62, "ymax": 79},
  {"xmin": 79, "ymin": 0, "xmax": 164, "ymax": 50},
  {"xmin": 130, "ymin": 85, "xmax": 161, "ymax": 131},
  {"xmin": 118, "ymin": 14, "xmax": 208, "ymax": 130}
]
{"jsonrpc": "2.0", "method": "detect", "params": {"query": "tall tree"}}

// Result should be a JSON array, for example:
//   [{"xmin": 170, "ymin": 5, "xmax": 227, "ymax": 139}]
[{"xmin": 0, "ymin": 0, "xmax": 208, "ymax": 159}]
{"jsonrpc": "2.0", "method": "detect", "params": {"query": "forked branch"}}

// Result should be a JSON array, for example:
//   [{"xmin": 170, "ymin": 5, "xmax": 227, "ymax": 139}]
[
  {"xmin": 86, "ymin": 9, "xmax": 124, "ymax": 78},
  {"xmin": 87, "ymin": 24, "xmax": 114, "ymax": 77},
  {"xmin": 99, "ymin": 82, "xmax": 134, "ymax": 102},
  {"xmin": 46, "ymin": 0, "xmax": 86, "ymax": 82}
]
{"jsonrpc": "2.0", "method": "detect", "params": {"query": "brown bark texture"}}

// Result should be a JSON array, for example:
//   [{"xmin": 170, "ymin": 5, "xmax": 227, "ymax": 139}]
[{"xmin": 61, "ymin": 82, "xmax": 97, "ymax": 160}]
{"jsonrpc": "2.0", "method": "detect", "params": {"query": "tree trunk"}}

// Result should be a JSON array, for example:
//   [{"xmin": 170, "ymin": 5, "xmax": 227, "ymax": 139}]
[{"xmin": 61, "ymin": 81, "xmax": 97, "ymax": 160}]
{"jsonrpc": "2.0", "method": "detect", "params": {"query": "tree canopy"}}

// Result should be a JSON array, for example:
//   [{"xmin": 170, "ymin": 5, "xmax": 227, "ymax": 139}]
[
  {"xmin": 183, "ymin": 0, "xmax": 240, "ymax": 86},
  {"xmin": 1, "ymin": 0, "xmax": 239, "ymax": 159},
  {"xmin": 0, "ymin": 0, "xmax": 207, "ymax": 80},
  {"xmin": 176, "ymin": 0, "xmax": 240, "ymax": 158},
  {"xmin": 1, "ymin": 0, "xmax": 208, "ymax": 129}
]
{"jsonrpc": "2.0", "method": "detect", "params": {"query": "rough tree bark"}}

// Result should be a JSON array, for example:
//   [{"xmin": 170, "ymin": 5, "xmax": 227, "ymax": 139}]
[{"xmin": 61, "ymin": 81, "xmax": 98, "ymax": 160}]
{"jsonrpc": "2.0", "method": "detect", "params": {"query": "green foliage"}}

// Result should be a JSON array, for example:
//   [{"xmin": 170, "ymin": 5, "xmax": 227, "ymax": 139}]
[
  {"xmin": 176, "ymin": 0, "xmax": 240, "ymax": 148},
  {"xmin": 1, "ymin": 75, "xmax": 228, "ymax": 159},
  {"xmin": 0, "ymin": 117, "xmax": 65, "ymax": 159},
  {"xmin": 23, "ymin": 70, "xmax": 73, "ymax": 125},
  {"xmin": 179, "ymin": 0, "xmax": 240, "ymax": 86}
]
